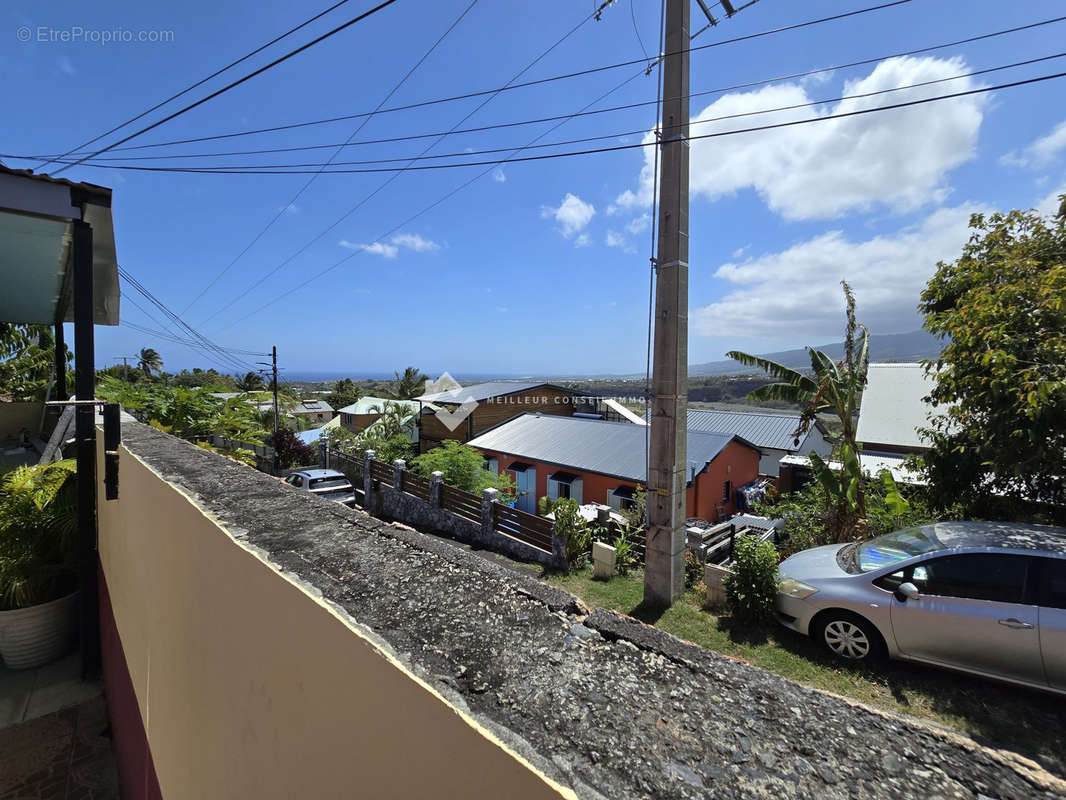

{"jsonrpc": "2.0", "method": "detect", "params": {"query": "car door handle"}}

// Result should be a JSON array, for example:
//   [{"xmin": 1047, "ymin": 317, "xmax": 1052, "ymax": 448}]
[{"xmin": 998, "ymin": 618, "xmax": 1034, "ymax": 630}]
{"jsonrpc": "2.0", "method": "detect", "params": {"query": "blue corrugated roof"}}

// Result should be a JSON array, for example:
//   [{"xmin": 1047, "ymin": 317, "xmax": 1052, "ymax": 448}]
[
  {"xmin": 468, "ymin": 414, "xmax": 756, "ymax": 483},
  {"xmin": 672, "ymin": 408, "xmax": 811, "ymax": 451}
]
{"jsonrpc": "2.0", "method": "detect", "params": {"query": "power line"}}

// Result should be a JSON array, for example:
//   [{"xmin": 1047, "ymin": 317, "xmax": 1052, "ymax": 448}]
[
  {"xmin": 35, "ymin": 0, "xmax": 364, "ymax": 171},
  {"xmin": 56, "ymin": 70, "xmax": 1066, "ymax": 176},
  {"xmin": 52, "ymin": 52, "xmax": 1066, "ymax": 173},
  {"xmin": 42, "ymin": 0, "xmax": 917, "ymax": 159},
  {"xmin": 122, "ymin": 320, "xmax": 268, "ymax": 357},
  {"xmin": 195, "ymin": 0, "xmax": 621, "ymax": 328},
  {"xmin": 119, "ymin": 268, "xmax": 259, "ymax": 371},
  {"xmin": 179, "ymin": 0, "xmax": 480, "ymax": 316},
  {"xmin": 208, "ymin": 66, "xmax": 1066, "ymax": 329},
  {"xmin": 29, "ymin": 10, "xmax": 1066, "ymax": 165},
  {"xmin": 50, "ymin": 0, "xmax": 402, "ymax": 176}
]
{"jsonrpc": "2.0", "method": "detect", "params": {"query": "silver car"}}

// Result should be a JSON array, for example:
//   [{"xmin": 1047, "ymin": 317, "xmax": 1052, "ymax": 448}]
[
  {"xmin": 284, "ymin": 469, "xmax": 357, "ymax": 506},
  {"xmin": 776, "ymin": 521, "xmax": 1066, "ymax": 695}
]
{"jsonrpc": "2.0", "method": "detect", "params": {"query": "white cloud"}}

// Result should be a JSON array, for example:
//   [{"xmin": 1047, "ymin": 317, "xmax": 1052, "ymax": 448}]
[
  {"xmin": 391, "ymin": 232, "xmax": 440, "ymax": 252},
  {"xmin": 338, "ymin": 232, "xmax": 439, "ymax": 259},
  {"xmin": 542, "ymin": 193, "xmax": 595, "ymax": 238},
  {"xmin": 626, "ymin": 214, "xmax": 651, "ymax": 235},
  {"xmin": 493, "ymin": 168, "xmax": 507, "ymax": 183},
  {"xmin": 57, "ymin": 56, "xmax": 76, "ymax": 76},
  {"xmin": 1001, "ymin": 120, "xmax": 1066, "ymax": 168},
  {"xmin": 613, "ymin": 56, "xmax": 986, "ymax": 220},
  {"xmin": 575, "ymin": 233, "xmax": 591, "ymax": 248},
  {"xmin": 1036, "ymin": 181, "xmax": 1066, "ymax": 216},
  {"xmin": 693, "ymin": 203, "xmax": 987, "ymax": 340},
  {"xmin": 605, "ymin": 230, "xmax": 626, "ymax": 248},
  {"xmin": 340, "ymin": 239, "xmax": 399, "ymax": 259},
  {"xmin": 496, "ymin": 306, "xmax": 508, "ymax": 313}
]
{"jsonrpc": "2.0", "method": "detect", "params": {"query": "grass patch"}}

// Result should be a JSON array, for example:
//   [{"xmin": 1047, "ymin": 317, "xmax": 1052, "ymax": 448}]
[{"xmin": 548, "ymin": 566, "xmax": 1066, "ymax": 776}]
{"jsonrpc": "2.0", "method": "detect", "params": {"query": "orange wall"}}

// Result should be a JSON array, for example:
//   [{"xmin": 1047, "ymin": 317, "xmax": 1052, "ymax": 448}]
[{"xmin": 479, "ymin": 438, "xmax": 760, "ymax": 521}]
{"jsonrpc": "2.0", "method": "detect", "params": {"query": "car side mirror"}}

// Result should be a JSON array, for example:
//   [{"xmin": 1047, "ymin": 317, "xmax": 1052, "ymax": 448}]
[{"xmin": 895, "ymin": 582, "xmax": 919, "ymax": 602}]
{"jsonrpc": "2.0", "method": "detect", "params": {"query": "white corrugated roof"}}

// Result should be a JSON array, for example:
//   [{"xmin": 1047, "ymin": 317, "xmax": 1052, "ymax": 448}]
[
  {"xmin": 856, "ymin": 363, "xmax": 943, "ymax": 450},
  {"xmin": 647, "ymin": 408, "xmax": 812, "ymax": 451}
]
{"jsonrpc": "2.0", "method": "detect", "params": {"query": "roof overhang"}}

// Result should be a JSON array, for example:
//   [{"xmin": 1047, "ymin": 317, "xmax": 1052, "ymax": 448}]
[{"xmin": 0, "ymin": 166, "xmax": 119, "ymax": 325}]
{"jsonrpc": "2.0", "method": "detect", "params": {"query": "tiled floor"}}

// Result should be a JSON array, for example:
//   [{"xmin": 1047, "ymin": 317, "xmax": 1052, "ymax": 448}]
[{"xmin": 0, "ymin": 654, "xmax": 119, "ymax": 799}]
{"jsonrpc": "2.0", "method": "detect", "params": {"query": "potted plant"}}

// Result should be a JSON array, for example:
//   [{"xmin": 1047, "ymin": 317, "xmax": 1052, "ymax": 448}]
[{"xmin": 0, "ymin": 459, "xmax": 79, "ymax": 669}]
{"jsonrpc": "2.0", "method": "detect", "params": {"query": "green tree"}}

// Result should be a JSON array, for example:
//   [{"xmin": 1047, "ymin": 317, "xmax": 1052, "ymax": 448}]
[
  {"xmin": 918, "ymin": 201, "xmax": 1066, "ymax": 517},
  {"xmin": 410, "ymin": 440, "xmax": 514, "ymax": 499},
  {"xmin": 727, "ymin": 281, "xmax": 870, "ymax": 541},
  {"xmin": 235, "ymin": 371, "xmax": 265, "ymax": 392},
  {"xmin": 325, "ymin": 378, "xmax": 363, "ymax": 410},
  {"xmin": 391, "ymin": 366, "xmax": 429, "ymax": 400},
  {"xmin": 0, "ymin": 325, "xmax": 68, "ymax": 402},
  {"xmin": 137, "ymin": 347, "xmax": 163, "ymax": 377}
]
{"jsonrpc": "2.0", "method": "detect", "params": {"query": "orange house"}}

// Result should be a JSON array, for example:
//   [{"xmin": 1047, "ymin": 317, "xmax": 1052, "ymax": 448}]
[{"xmin": 467, "ymin": 413, "xmax": 761, "ymax": 521}]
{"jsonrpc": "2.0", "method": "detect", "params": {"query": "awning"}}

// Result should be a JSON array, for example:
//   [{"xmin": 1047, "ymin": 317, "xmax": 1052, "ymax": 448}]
[
  {"xmin": 506, "ymin": 461, "xmax": 532, "ymax": 472},
  {"xmin": 609, "ymin": 485, "xmax": 636, "ymax": 499},
  {"xmin": 548, "ymin": 471, "xmax": 580, "ymax": 484},
  {"xmin": 0, "ymin": 166, "xmax": 119, "ymax": 325}
]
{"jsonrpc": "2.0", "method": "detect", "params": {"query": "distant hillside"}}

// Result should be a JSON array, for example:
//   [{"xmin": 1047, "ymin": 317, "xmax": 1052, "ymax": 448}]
[{"xmin": 690, "ymin": 330, "xmax": 942, "ymax": 376}]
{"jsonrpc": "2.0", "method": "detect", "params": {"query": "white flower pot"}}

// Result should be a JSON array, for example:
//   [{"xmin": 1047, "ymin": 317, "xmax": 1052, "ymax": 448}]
[{"xmin": 0, "ymin": 591, "xmax": 79, "ymax": 670}]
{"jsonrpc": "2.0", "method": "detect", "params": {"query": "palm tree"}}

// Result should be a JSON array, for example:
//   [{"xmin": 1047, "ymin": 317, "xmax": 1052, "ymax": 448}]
[
  {"xmin": 137, "ymin": 347, "xmax": 163, "ymax": 377},
  {"xmin": 391, "ymin": 366, "xmax": 429, "ymax": 400},
  {"xmin": 235, "ymin": 371, "xmax": 265, "ymax": 392},
  {"xmin": 727, "ymin": 281, "xmax": 870, "ymax": 541}
]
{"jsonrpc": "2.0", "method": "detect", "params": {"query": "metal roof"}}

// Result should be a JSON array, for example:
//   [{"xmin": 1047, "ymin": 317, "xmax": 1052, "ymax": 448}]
[
  {"xmin": 294, "ymin": 399, "xmax": 334, "ymax": 413},
  {"xmin": 469, "ymin": 413, "xmax": 757, "ymax": 484},
  {"xmin": 856, "ymin": 363, "xmax": 944, "ymax": 450},
  {"xmin": 679, "ymin": 408, "xmax": 813, "ymax": 451},
  {"xmin": 337, "ymin": 396, "xmax": 420, "ymax": 415},
  {"xmin": 417, "ymin": 380, "xmax": 572, "ymax": 404}
]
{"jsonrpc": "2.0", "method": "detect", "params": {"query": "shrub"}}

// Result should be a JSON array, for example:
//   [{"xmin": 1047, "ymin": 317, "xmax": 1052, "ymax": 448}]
[
  {"xmin": 684, "ymin": 550, "xmax": 703, "ymax": 589},
  {"xmin": 550, "ymin": 498, "xmax": 590, "ymax": 571},
  {"xmin": 612, "ymin": 523, "xmax": 639, "ymax": 576},
  {"xmin": 722, "ymin": 534, "xmax": 779, "ymax": 625},
  {"xmin": 411, "ymin": 440, "xmax": 514, "ymax": 500},
  {"xmin": 273, "ymin": 428, "xmax": 316, "ymax": 470}
]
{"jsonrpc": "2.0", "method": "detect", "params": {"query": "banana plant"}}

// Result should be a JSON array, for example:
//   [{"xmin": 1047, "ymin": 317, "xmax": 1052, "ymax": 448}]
[{"xmin": 728, "ymin": 281, "xmax": 871, "ymax": 539}]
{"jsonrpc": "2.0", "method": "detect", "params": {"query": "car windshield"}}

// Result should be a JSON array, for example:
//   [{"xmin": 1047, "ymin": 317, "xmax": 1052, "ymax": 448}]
[
  {"xmin": 309, "ymin": 477, "xmax": 351, "ymax": 491},
  {"xmin": 854, "ymin": 526, "xmax": 946, "ymax": 573}
]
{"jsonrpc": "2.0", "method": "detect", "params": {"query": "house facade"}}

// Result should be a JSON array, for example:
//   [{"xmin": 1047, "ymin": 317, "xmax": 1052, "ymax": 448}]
[
  {"xmin": 468, "ymin": 413, "xmax": 761, "ymax": 521},
  {"xmin": 338, "ymin": 396, "xmax": 420, "ymax": 435},
  {"xmin": 291, "ymin": 399, "xmax": 335, "ymax": 425},
  {"xmin": 417, "ymin": 381, "xmax": 581, "ymax": 453}
]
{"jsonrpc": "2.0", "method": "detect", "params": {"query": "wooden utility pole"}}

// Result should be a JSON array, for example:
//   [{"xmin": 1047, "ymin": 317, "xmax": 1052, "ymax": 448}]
[
  {"xmin": 271, "ymin": 345, "xmax": 279, "ymax": 437},
  {"xmin": 644, "ymin": 0, "xmax": 690, "ymax": 607}
]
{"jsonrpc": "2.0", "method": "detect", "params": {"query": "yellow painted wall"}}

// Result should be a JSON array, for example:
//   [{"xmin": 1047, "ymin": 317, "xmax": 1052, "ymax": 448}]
[{"xmin": 97, "ymin": 437, "xmax": 572, "ymax": 800}]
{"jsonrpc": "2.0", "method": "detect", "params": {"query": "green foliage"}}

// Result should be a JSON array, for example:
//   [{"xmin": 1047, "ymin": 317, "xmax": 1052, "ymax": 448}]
[
  {"xmin": 756, "ymin": 477, "xmax": 958, "ymax": 557},
  {"xmin": 722, "ymin": 534, "xmax": 779, "ymax": 625},
  {"xmin": 410, "ymin": 440, "xmax": 515, "ymax": 499},
  {"xmin": 729, "ymin": 281, "xmax": 871, "ymax": 539},
  {"xmin": 611, "ymin": 523, "xmax": 639, "ymax": 576},
  {"xmin": 918, "ymin": 202, "xmax": 1066, "ymax": 517},
  {"xmin": 880, "ymin": 469, "xmax": 912, "ymax": 519},
  {"xmin": 137, "ymin": 347, "xmax": 162, "ymax": 376},
  {"xmin": 325, "ymin": 378, "xmax": 363, "ymax": 410},
  {"xmin": 169, "ymin": 368, "xmax": 238, "ymax": 391},
  {"xmin": 0, "ymin": 460, "xmax": 77, "ymax": 610},
  {"xmin": 550, "ymin": 497, "xmax": 590, "ymax": 570},
  {"xmin": 620, "ymin": 485, "xmax": 646, "ymax": 529},
  {"xmin": 684, "ymin": 550, "xmax": 704, "ymax": 590},
  {"xmin": 0, "ymin": 324, "xmax": 70, "ymax": 402},
  {"xmin": 391, "ymin": 366, "xmax": 429, "ymax": 400},
  {"xmin": 235, "ymin": 371, "xmax": 266, "ymax": 392}
]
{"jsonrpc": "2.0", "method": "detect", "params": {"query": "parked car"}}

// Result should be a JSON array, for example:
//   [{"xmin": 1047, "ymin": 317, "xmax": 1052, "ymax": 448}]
[
  {"xmin": 776, "ymin": 521, "xmax": 1066, "ymax": 695},
  {"xmin": 284, "ymin": 469, "xmax": 356, "ymax": 507}
]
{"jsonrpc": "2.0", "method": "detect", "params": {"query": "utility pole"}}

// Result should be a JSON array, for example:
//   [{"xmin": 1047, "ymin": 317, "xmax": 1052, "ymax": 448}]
[
  {"xmin": 271, "ymin": 345, "xmax": 279, "ymax": 437},
  {"xmin": 644, "ymin": 0, "xmax": 690, "ymax": 607}
]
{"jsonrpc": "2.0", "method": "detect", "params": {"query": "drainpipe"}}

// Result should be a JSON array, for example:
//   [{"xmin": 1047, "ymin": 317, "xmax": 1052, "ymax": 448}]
[{"xmin": 73, "ymin": 219, "xmax": 100, "ymax": 677}]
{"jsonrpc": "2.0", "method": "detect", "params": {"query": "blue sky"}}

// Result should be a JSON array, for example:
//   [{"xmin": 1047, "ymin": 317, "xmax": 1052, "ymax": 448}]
[{"xmin": 5, "ymin": 0, "xmax": 1066, "ymax": 377}]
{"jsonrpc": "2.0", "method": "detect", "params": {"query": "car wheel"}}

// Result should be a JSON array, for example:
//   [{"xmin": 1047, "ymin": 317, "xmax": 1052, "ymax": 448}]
[{"xmin": 813, "ymin": 611, "xmax": 884, "ymax": 662}]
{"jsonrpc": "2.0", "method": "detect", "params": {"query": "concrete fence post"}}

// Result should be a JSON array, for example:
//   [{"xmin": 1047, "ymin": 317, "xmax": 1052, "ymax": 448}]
[
  {"xmin": 429, "ymin": 471, "xmax": 443, "ymax": 506},
  {"xmin": 393, "ymin": 459, "xmax": 406, "ymax": 493},
  {"xmin": 480, "ymin": 488, "xmax": 498, "ymax": 544},
  {"xmin": 319, "ymin": 437, "xmax": 328, "ymax": 469},
  {"xmin": 363, "ymin": 449, "xmax": 376, "ymax": 512}
]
